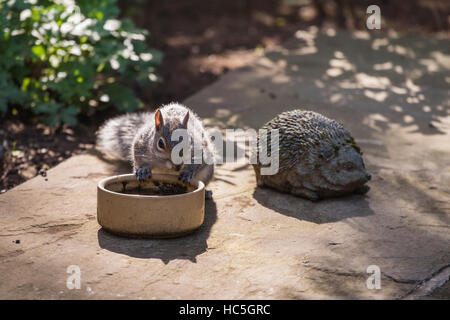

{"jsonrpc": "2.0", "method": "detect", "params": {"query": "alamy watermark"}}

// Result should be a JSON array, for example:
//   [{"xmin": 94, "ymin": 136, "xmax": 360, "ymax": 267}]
[
  {"xmin": 366, "ymin": 5, "xmax": 381, "ymax": 30},
  {"xmin": 170, "ymin": 128, "xmax": 280, "ymax": 176},
  {"xmin": 66, "ymin": 265, "xmax": 81, "ymax": 290},
  {"xmin": 366, "ymin": 265, "xmax": 381, "ymax": 290}
]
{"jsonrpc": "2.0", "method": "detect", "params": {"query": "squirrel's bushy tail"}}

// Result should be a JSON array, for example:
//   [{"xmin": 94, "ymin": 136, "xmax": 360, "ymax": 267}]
[{"xmin": 96, "ymin": 112, "xmax": 151, "ymax": 161}]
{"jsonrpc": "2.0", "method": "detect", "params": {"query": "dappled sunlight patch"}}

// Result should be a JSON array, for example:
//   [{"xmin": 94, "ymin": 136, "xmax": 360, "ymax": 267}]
[
  {"xmin": 257, "ymin": 56, "xmax": 278, "ymax": 69},
  {"xmin": 352, "ymin": 31, "xmax": 371, "ymax": 40},
  {"xmin": 419, "ymin": 58, "xmax": 441, "ymax": 73},
  {"xmin": 406, "ymin": 96, "xmax": 420, "ymax": 104},
  {"xmin": 314, "ymin": 80, "xmax": 325, "ymax": 88},
  {"xmin": 355, "ymin": 73, "xmax": 391, "ymax": 90},
  {"xmin": 430, "ymin": 51, "xmax": 450, "ymax": 70},
  {"xmin": 324, "ymin": 28, "xmax": 336, "ymax": 37},
  {"xmin": 324, "ymin": 54, "xmax": 355, "ymax": 79},
  {"xmin": 215, "ymin": 109, "xmax": 231, "ymax": 118},
  {"xmin": 272, "ymin": 74, "xmax": 290, "ymax": 84},
  {"xmin": 429, "ymin": 114, "xmax": 450, "ymax": 134},
  {"xmin": 333, "ymin": 51, "xmax": 345, "ymax": 60},
  {"xmin": 371, "ymin": 38, "xmax": 389, "ymax": 50},
  {"xmin": 329, "ymin": 58, "xmax": 355, "ymax": 72},
  {"xmin": 371, "ymin": 54, "xmax": 405, "ymax": 73},
  {"xmin": 405, "ymin": 79, "xmax": 421, "ymax": 94},
  {"xmin": 364, "ymin": 90, "xmax": 388, "ymax": 102},
  {"xmin": 298, "ymin": 4, "xmax": 318, "ymax": 22},
  {"xmin": 326, "ymin": 68, "xmax": 343, "ymax": 77},
  {"xmin": 292, "ymin": 46, "xmax": 318, "ymax": 55},
  {"xmin": 394, "ymin": 65, "xmax": 404, "ymax": 74},
  {"xmin": 208, "ymin": 97, "xmax": 224, "ymax": 104},
  {"xmin": 387, "ymin": 44, "xmax": 416, "ymax": 59},
  {"xmin": 295, "ymin": 28, "xmax": 318, "ymax": 41},
  {"xmin": 403, "ymin": 115, "xmax": 414, "ymax": 124},
  {"xmin": 292, "ymin": 28, "xmax": 318, "ymax": 55},
  {"xmin": 391, "ymin": 105, "xmax": 404, "ymax": 113},
  {"xmin": 373, "ymin": 62, "xmax": 393, "ymax": 71},
  {"xmin": 422, "ymin": 105, "xmax": 432, "ymax": 112},
  {"xmin": 362, "ymin": 113, "xmax": 389, "ymax": 132},
  {"xmin": 408, "ymin": 68, "xmax": 425, "ymax": 80},
  {"xmin": 387, "ymin": 30, "xmax": 400, "ymax": 39},
  {"xmin": 225, "ymin": 114, "xmax": 241, "ymax": 127},
  {"xmin": 276, "ymin": 59, "xmax": 288, "ymax": 68},
  {"xmin": 391, "ymin": 86, "xmax": 408, "ymax": 95},
  {"xmin": 337, "ymin": 81, "xmax": 359, "ymax": 89},
  {"xmin": 329, "ymin": 93, "xmax": 343, "ymax": 103}
]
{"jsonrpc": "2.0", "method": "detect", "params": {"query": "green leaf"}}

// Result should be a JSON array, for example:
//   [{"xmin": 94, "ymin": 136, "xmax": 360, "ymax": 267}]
[
  {"xmin": 32, "ymin": 45, "xmax": 46, "ymax": 60},
  {"xmin": 60, "ymin": 105, "xmax": 79, "ymax": 126},
  {"xmin": 102, "ymin": 84, "xmax": 140, "ymax": 112},
  {"xmin": 21, "ymin": 77, "xmax": 31, "ymax": 91},
  {"xmin": 95, "ymin": 11, "xmax": 103, "ymax": 21},
  {"xmin": 46, "ymin": 113, "xmax": 61, "ymax": 127},
  {"xmin": 34, "ymin": 102, "xmax": 61, "ymax": 114},
  {"xmin": 0, "ymin": 97, "xmax": 8, "ymax": 113}
]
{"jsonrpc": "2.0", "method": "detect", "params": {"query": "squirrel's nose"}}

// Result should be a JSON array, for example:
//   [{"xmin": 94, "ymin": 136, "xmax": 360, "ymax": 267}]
[{"xmin": 366, "ymin": 173, "xmax": 372, "ymax": 181}]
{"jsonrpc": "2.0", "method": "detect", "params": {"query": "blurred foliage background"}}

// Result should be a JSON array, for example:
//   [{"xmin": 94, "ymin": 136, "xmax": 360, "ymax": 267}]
[{"xmin": 0, "ymin": 0, "xmax": 162, "ymax": 127}]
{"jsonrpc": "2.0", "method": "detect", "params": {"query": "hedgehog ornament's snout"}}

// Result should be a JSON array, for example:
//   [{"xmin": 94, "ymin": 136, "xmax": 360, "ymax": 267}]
[
  {"xmin": 317, "ymin": 144, "xmax": 371, "ymax": 194},
  {"xmin": 253, "ymin": 109, "xmax": 371, "ymax": 201}
]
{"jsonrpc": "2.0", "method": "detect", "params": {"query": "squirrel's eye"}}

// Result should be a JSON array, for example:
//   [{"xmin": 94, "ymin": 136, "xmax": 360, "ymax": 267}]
[{"xmin": 157, "ymin": 138, "xmax": 165, "ymax": 150}]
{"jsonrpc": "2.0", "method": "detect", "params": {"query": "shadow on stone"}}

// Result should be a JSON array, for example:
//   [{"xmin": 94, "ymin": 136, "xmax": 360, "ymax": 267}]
[
  {"xmin": 97, "ymin": 199, "xmax": 217, "ymax": 264},
  {"xmin": 252, "ymin": 187, "xmax": 373, "ymax": 224}
]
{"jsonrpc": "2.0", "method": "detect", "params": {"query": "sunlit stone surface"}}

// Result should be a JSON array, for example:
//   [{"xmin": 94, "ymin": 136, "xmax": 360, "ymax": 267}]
[{"xmin": 0, "ymin": 30, "xmax": 449, "ymax": 299}]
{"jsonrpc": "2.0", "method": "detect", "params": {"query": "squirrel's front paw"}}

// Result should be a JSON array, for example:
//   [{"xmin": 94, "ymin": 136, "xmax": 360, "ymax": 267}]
[
  {"xmin": 136, "ymin": 167, "xmax": 152, "ymax": 182},
  {"xmin": 178, "ymin": 170, "xmax": 193, "ymax": 184}
]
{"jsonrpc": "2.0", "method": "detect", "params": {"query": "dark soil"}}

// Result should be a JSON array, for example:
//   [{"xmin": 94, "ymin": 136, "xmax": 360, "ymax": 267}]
[
  {"xmin": 106, "ymin": 180, "xmax": 192, "ymax": 196},
  {"xmin": 118, "ymin": 182, "xmax": 190, "ymax": 196},
  {"xmin": 1, "ymin": 0, "xmax": 449, "ymax": 192}
]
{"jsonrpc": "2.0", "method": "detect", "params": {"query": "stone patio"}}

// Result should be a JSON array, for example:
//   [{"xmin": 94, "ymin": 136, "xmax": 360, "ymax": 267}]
[{"xmin": 0, "ymin": 30, "xmax": 449, "ymax": 299}]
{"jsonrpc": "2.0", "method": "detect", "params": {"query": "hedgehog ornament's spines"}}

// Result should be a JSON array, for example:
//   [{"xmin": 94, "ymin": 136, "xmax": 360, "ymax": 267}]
[
  {"xmin": 258, "ymin": 109, "xmax": 357, "ymax": 171},
  {"xmin": 253, "ymin": 109, "xmax": 370, "ymax": 200}
]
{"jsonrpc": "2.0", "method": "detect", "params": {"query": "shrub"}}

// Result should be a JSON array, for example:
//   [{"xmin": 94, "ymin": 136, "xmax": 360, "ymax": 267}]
[{"xmin": 0, "ymin": 0, "xmax": 162, "ymax": 126}]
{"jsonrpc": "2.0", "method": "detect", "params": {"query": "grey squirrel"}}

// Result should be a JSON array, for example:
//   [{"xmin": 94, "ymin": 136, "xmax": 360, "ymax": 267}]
[{"xmin": 96, "ymin": 103, "xmax": 215, "ymax": 198}]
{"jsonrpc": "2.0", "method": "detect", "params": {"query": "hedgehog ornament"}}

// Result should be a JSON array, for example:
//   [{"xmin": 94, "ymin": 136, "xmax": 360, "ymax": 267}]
[{"xmin": 253, "ymin": 110, "xmax": 371, "ymax": 201}]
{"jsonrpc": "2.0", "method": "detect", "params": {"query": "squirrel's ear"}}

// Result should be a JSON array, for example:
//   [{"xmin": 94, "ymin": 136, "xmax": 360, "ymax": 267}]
[
  {"xmin": 182, "ymin": 111, "xmax": 190, "ymax": 128},
  {"xmin": 155, "ymin": 109, "xmax": 164, "ymax": 131}
]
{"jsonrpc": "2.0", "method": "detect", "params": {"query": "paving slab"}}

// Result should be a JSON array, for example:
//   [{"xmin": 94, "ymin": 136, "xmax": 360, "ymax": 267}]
[{"xmin": 0, "ymin": 30, "xmax": 449, "ymax": 299}]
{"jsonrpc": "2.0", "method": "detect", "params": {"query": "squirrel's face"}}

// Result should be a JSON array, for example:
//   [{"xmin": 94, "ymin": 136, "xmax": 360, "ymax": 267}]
[
  {"xmin": 153, "ymin": 131, "xmax": 185, "ymax": 171},
  {"xmin": 153, "ymin": 108, "xmax": 190, "ymax": 171}
]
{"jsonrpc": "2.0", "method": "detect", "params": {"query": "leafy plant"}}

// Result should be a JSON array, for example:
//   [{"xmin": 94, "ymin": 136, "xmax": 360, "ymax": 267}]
[{"xmin": 0, "ymin": 0, "xmax": 162, "ymax": 126}]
